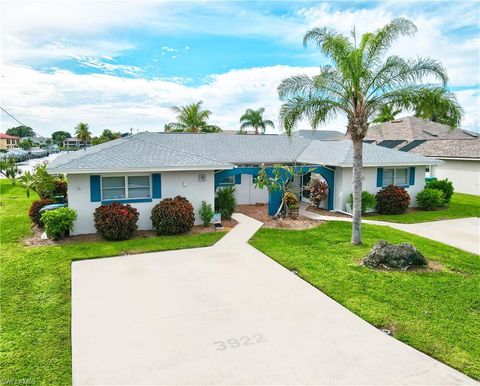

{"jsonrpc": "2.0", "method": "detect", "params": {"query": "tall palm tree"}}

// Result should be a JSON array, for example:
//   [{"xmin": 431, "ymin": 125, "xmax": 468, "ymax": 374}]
[
  {"xmin": 239, "ymin": 108, "xmax": 275, "ymax": 134},
  {"xmin": 410, "ymin": 87, "xmax": 463, "ymax": 127},
  {"xmin": 165, "ymin": 101, "xmax": 221, "ymax": 133},
  {"xmin": 75, "ymin": 122, "xmax": 92, "ymax": 149},
  {"xmin": 372, "ymin": 105, "xmax": 402, "ymax": 123},
  {"xmin": 278, "ymin": 18, "xmax": 459, "ymax": 244}
]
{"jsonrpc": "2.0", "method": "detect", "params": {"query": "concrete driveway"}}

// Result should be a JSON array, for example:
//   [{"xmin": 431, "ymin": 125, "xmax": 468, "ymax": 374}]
[{"xmin": 72, "ymin": 214, "xmax": 476, "ymax": 385}]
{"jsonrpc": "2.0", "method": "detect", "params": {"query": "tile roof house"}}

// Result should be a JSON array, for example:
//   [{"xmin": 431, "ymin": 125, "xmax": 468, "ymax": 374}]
[
  {"xmin": 364, "ymin": 116, "xmax": 480, "ymax": 195},
  {"xmin": 48, "ymin": 132, "xmax": 440, "ymax": 235}
]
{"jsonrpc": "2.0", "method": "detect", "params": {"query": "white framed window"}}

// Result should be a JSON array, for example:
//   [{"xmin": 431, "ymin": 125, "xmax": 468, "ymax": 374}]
[
  {"xmin": 101, "ymin": 176, "xmax": 151, "ymax": 200},
  {"xmin": 383, "ymin": 168, "xmax": 409, "ymax": 187}
]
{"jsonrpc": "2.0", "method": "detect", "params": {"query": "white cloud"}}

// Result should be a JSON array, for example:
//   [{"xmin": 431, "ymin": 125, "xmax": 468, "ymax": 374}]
[{"xmin": 2, "ymin": 64, "xmax": 478, "ymax": 137}]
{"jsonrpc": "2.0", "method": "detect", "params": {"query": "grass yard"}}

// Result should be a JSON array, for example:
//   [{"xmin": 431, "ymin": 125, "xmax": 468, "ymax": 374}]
[
  {"xmin": 250, "ymin": 222, "xmax": 480, "ymax": 379},
  {"xmin": 0, "ymin": 180, "xmax": 225, "ymax": 385},
  {"xmin": 366, "ymin": 192, "xmax": 480, "ymax": 223}
]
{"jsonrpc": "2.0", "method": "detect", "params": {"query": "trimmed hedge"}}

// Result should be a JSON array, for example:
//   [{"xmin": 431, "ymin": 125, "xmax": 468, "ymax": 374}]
[
  {"xmin": 94, "ymin": 203, "xmax": 139, "ymax": 241},
  {"xmin": 376, "ymin": 185, "xmax": 411, "ymax": 215},
  {"xmin": 417, "ymin": 188, "xmax": 445, "ymax": 210},
  {"xmin": 151, "ymin": 196, "xmax": 194, "ymax": 235},
  {"xmin": 29, "ymin": 198, "xmax": 56, "ymax": 227},
  {"xmin": 199, "ymin": 201, "xmax": 214, "ymax": 227},
  {"xmin": 349, "ymin": 191, "xmax": 377, "ymax": 214}
]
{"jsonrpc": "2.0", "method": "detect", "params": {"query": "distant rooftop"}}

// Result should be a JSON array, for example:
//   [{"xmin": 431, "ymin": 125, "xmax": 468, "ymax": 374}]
[
  {"xmin": 0, "ymin": 133, "xmax": 20, "ymax": 140},
  {"xmin": 288, "ymin": 129, "xmax": 345, "ymax": 141}
]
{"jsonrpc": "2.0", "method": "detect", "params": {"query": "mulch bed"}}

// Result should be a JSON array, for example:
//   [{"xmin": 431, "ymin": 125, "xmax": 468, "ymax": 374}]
[
  {"xmin": 23, "ymin": 218, "xmax": 238, "ymax": 246},
  {"xmin": 235, "ymin": 204, "xmax": 322, "ymax": 230}
]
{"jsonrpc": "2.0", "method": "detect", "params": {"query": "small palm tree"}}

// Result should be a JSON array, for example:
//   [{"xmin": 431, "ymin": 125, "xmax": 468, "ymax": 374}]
[
  {"xmin": 372, "ymin": 105, "xmax": 402, "ymax": 123},
  {"xmin": 239, "ymin": 108, "xmax": 274, "ymax": 135},
  {"xmin": 410, "ymin": 88, "xmax": 463, "ymax": 127},
  {"xmin": 278, "ymin": 18, "xmax": 461, "ymax": 244},
  {"xmin": 75, "ymin": 122, "xmax": 92, "ymax": 149},
  {"xmin": 166, "ymin": 101, "xmax": 221, "ymax": 133},
  {"xmin": 19, "ymin": 170, "xmax": 35, "ymax": 197}
]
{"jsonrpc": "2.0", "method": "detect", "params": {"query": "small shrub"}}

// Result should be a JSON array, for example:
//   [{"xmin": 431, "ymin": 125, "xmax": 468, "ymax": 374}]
[
  {"xmin": 375, "ymin": 185, "xmax": 411, "ymax": 215},
  {"xmin": 426, "ymin": 178, "xmax": 454, "ymax": 204},
  {"xmin": 416, "ymin": 188, "xmax": 445, "ymax": 210},
  {"xmin": 216, "ymin": 186, "xmax": 236, "ymax": 219},
  {"xmin": 349, "ymin": 191, "xmax": 377, "ymax": 214},
  {"xmin": 199, "ymin": 200, "xmax": 214, "ymax": 227},
  {"xmin": 151, "ymin": 196, "xmax": 195, "ymax": 235},
  {"xmin": 94, "ymin": 203, "xmax": 139, "ymax": 241},
  {"xmin": 41, "ymin": 207, "xmax": 77, "ymax": 240},
  {"xmin": 29, "ymin": 198, "xmax": 56, "ymax": 227},
  {"xmin": 308, "ymin": 178, "xmax": 328, "ymax": 207}
]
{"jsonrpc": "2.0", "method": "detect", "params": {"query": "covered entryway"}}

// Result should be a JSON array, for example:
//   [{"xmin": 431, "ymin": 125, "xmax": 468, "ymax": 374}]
[{"xmin": 234, "ymin": 174, "xmax": 269, "ymax": 205}]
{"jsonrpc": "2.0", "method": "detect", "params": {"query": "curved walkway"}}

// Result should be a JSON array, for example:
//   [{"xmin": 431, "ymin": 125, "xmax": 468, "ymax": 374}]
[
  {"xmin": 72, "ymin": 213, "xmax": 477, "ymax": 385},
  {"xmin": 300, "ymin": 204, "xmax": 480, "ymax": 255}
]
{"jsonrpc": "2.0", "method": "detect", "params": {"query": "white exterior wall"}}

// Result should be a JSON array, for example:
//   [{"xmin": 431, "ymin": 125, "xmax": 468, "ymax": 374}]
[
  {"xmin": 431, "ymin": 159, "xmax": 480, "ymax": 195},
  {"xmin": 234, "ymin": 174, "xmax": 269, "ymax": 205},
  {"xmin": 333, "ymin": 166, "xmax": 426, "ymax": 212},
  {"xmin": 67, "ymin": 171, "xmax": 215, "ymax": 235}
]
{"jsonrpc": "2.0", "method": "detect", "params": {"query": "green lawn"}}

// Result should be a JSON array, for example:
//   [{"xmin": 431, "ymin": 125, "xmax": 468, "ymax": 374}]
[
  {"xmin": 366, "ymin": 192, "xmax": 480, "ymax": 223},
  {"xmin": 250, "ymin": 222, "xmax": 480, "ymax": 380},
  {"xmin": 0, "ymin": 180, "xmax": 225, "ymax": 385}
]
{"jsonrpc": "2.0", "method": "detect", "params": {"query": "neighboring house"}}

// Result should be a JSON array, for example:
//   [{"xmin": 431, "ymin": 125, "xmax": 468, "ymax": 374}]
[
  {"xmin": 364, "ymin": 116, "xmax": 480, "ymax": 195},
  {"xmin": 63, "ymin": 137, "xmax": 88, "ymax": 148},
  {"xmin": 0, "ymin": 133, "xmax": 20, "ymax": 149},
  {"xmin": 47, "ymin": 132, "xmax": 440, "ymax": 235}
]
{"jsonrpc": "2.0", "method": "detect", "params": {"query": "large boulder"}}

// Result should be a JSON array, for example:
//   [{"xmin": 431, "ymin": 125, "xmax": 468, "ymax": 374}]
[{"xmin": 362, "ymin": 240, "xmax": 428, "ymax": 270}]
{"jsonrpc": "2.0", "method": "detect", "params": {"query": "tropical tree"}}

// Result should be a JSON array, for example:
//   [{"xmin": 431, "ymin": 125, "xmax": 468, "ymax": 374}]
[
  {"xmin": 51, "ymin": 131, "xmax": 71, "ymax": 145},
  {"xmin": 74, "ymin": 122, "xmax": 92, "ymax": 148},
  {"xmin": 19, "ymin": 171, "xmax": 35, "ymax": 197},
  {"xmin": 372, "ymin": 105, "xmax": 401, "ymax": 123},
  {"xmin": 278, "ymin": 18, "xmax": 459, "ymax": 244},
  {"xmin": 165, "ymin": 101, "xmax": 221, "ymax": 133},
  {"xmin": 410, "ymin": 87, "xmax": 463, "ymax": 127},
  {"xmin": 0, "ymin": 157, "xmax": 20, "ymax": 185},
  {"xmin": 18, "ymin": 138, "xmax": 34, "ymax": 150},
  {"xmin": 239, "ymin": 108, "xmax": 275, "ymax": 135},
  {"xmin": 6, "ymin": 126, "xmax": 35, "ymax": 138}
]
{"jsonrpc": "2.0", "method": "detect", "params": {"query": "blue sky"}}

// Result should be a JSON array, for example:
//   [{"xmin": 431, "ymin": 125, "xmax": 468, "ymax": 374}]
[{"xmin": 1, "ymin": 1, "xmax": 479, "ymax": 135}]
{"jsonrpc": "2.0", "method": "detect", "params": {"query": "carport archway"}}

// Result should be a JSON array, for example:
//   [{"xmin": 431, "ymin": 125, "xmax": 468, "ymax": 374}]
[{"xmin": 215, "ymin": 166, "xmax": 335, "ymax": 216}]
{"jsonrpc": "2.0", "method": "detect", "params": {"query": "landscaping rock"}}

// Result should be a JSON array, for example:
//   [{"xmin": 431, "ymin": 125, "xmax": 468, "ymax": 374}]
[{"xmin": 362, "ymin": 240, "xmax": 428, "ymax": 270}]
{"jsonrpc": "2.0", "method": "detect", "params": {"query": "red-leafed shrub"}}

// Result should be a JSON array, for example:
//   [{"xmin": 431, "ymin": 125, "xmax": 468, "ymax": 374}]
[
  {"xmin": 375, "ymin": 184, "xmax": 411, "ymax": 215},
  {"xmin": 29, "ymin": 198, "xmax": 56, "ymax": 227},
  {"xmin": 307, "ymin": 178, "xmax": 328, "ymax": 208},
  {"xmin": 151, "ymin": 196, "xmax": 195, "ymax": 235},
  {"xmin": 53, "ymin": 179, "xmax": 68, "ymax": 199},
  {"xmin": 94, "ymin": 203, "xmax": 139, "ymax": 241}
]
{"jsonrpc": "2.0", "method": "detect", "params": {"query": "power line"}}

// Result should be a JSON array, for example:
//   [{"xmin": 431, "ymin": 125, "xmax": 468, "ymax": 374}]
[{"xmin": 0, "ymin": 106, "xmax": 28, "ymax": 127}]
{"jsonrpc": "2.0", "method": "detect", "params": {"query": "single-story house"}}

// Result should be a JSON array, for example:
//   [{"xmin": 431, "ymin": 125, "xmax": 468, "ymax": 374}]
[
  {"xmin": 47, "ymin": 132, "xmax": 441, "ymax": 235},
  {"xmin": 63, "ymin": 137, "xmax": 88, "ymax": 148},
  {"xmin": 364, "ymin": 116, "xmax": 480, "ymax": 195}
]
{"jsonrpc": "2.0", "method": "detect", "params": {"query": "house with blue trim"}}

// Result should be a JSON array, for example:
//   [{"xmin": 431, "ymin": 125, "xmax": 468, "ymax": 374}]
[{"xmin": 47, "ymin": 132, "xmax": 441, "ymax": 235}]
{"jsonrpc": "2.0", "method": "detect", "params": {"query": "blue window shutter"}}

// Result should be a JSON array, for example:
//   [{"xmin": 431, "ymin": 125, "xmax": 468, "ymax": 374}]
[
  {"xmin": 235, "ymin": 174, "xmax": 241, "ymax": 184},
  {"xmin": 90, "ymin": 175, "xmax": 101, "ymax": 202},
  {"xmin": 376, "ymin": 168, "xmax": 383, "ymax": 187},
  {"xmin": 409, "ymin": 167, "xmax": 415, "ymax": 186},
  {"xmin": 152, "ymin": 174, "xmax": 161, "ymax": 198}
]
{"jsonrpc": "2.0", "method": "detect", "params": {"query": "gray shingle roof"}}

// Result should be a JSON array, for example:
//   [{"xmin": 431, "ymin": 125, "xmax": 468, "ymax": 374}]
[
  {"xmin": 289, "ymin": 129, "xmax": 345, "ymax": 140},
  {"xmin": 48, "ymin": 131, "xmax": 439, "ymax": 173},
  {"xmin": 365, "ymin": 116, "xmax": 478, "ymax": 141},
  {"xmin": 297, "ymin": 140, "xmax": 442, "ymax": 166},
  {"xmin": 408, "ymin": 139, "xmax": 480, "ymax": 159},
  {"xmin": 47, "ymin": 134, "xmax": 234, "ymax": 173}
]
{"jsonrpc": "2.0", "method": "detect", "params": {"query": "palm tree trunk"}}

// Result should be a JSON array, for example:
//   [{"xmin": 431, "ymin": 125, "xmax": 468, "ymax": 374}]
[
  {"xmin": 255, "ymin": 126, "xmax": 259, "ymax": 135},
  {"xmin": 351, "ymin": 138, "xmax": 363, "ymax": 244}
]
